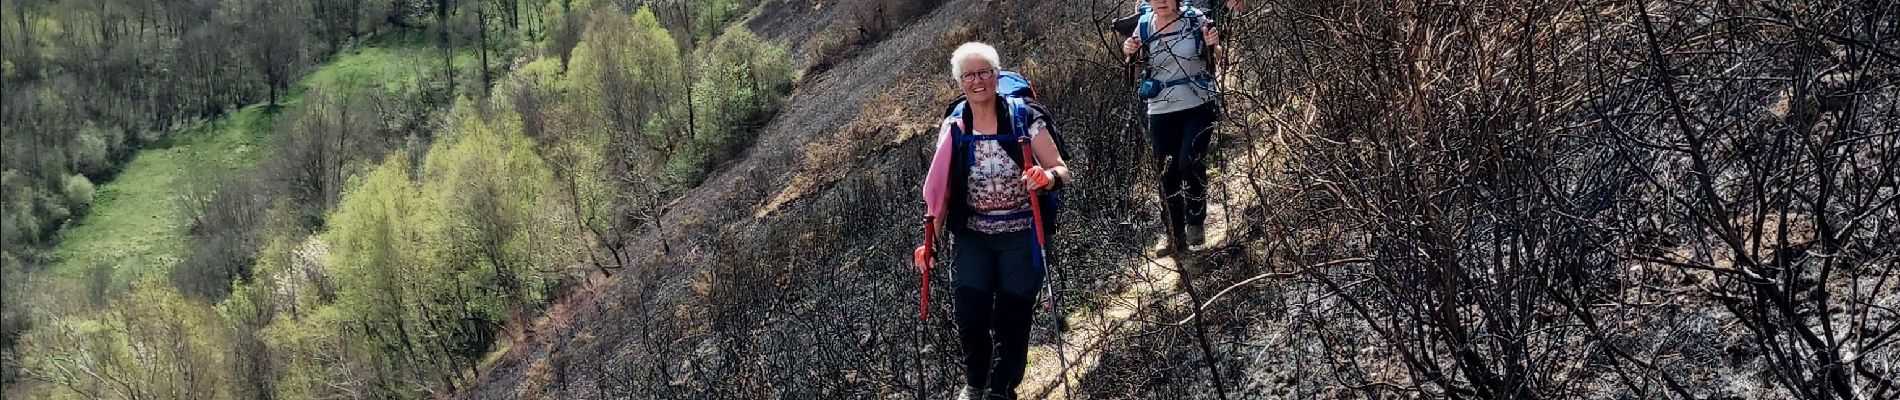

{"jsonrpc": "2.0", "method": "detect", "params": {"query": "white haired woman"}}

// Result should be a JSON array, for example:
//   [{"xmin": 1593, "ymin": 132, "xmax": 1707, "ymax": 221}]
[{"xmin": 915, "ymin": 42, "xmax": 1071, "ymax": 400}]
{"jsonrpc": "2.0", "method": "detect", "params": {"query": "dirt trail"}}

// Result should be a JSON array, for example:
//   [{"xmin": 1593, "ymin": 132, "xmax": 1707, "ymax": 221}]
[{"xmin": 1017, "ymin": 141, "xmax": 1262, "ymax": 400}]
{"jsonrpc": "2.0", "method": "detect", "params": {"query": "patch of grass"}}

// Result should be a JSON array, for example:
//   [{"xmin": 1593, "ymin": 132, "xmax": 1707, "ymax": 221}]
[
  {"xmin": 302, "ymin": 42, "xmax": 479, "ymax": 98},
  {"xmin": 48, "ymin": 104, "xmax": 276, "ymax": 288}
]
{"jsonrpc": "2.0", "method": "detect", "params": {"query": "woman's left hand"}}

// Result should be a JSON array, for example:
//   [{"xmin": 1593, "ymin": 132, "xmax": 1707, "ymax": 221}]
[
  {"xmin": 1023, "ymin": 166, "xmax": 1055, "ymax": 192},
  {"xmin": 1203, "ymin": 25, "xmax": 1219, "ymax": 46}
]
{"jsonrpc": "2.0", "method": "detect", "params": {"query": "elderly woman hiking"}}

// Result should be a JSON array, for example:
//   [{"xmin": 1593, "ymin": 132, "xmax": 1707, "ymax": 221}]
[
  {"xmin": 1123, "ymin": 0, "xmax": 1223, "ymax": 255},
  {"xmin": 914, "ymin": 42, "xmax": 1072, "ymax": 400}
]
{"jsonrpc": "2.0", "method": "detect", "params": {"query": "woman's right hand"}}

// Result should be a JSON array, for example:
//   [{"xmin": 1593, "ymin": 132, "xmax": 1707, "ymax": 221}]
[
  {"xmin": 1122, "ymin": 36, "xmax": 1141, "ymax": 57},
  {"xmin": 913, "ymin": 245, "xmax": 932, "ymax": 273}
]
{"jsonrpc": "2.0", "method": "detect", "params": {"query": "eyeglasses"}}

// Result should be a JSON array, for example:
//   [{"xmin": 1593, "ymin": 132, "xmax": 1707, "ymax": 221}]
[{"xmin": 959, "ymin": 69, "xmax": 996, "ymax": 83}]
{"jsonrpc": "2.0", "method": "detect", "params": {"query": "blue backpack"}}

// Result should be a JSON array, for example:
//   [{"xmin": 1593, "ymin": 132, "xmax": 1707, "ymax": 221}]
[
  {"xmin": 940, "ymin": 71, "xmax": 1067, "ymax": 238},
  {"xmin": 1126, "ymin": 1, "xmax": 1217, "ymax": 100}
]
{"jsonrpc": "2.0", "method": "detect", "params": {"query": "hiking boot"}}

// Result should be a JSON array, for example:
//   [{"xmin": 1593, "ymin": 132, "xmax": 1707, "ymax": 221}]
[
  {"xmin": 1154, "ymin": 234, "xmax": 1180, "ymax": 260},
  {"xmin": 1185, "ymin": 225, "xmax": 1206, "ymax": 248},
  {"xmin": 956, "ymin": 385, "xmax": 984, "ymax": 400}
]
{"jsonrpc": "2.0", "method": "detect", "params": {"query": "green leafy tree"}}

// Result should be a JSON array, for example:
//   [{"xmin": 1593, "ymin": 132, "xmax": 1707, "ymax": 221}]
[
  {"xmin": 20, "ymin": 282, "xmax": 233, "ymax": 399},
  {"xmin": 569, "ymin": 7, "xmax": 682, "ymax": 157},
  {"xmin": 670, "ymin": 27, "xmax": 791, "ymax": 186}
]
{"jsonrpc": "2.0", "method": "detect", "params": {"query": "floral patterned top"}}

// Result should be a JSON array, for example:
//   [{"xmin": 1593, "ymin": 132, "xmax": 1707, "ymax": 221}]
[{"xmin": 965, "ymin": 119, "xmax": 1048, "ymax": 234}]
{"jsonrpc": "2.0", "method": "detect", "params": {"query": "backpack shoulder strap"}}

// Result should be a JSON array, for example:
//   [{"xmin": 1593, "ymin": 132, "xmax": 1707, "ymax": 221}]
[
  {"xmin": 1187, "ymin": 9, "xmax": 1209, "ymax": 46},
  {"xmin": 943, "ymin": 96, "xmax": 968, "ymax": 120},
  {"xmin": 949, "ymin": 100, "xmax": 978, "ymax": 173},
  {"xmin": 1005, "ymin": 96, "xmax": 1032, "ymax": 142},
  {"xmin": 947, "ymin": 100, "xmax": 974, "ymax": 142},
  {"xmin": 1138, "ymin": 13, "xmax": 1156, "ymax": 43}
]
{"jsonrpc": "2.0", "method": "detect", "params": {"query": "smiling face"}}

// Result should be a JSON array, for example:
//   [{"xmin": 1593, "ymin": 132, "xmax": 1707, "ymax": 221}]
[
  {"xmin": 1150, "ymin": 0, "xmax": 1181, "ymax": 17},
  {"xmin": 956, "ymin": 57, "xmax": 998, "ymax": 103}
]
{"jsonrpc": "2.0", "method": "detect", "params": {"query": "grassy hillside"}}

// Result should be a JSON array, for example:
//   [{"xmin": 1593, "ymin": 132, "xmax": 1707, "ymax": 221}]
[
  {"xmin": 47, "ymin": 105, "xmax": 273, "ymax": 288},
  {"xmin": 12, "ymin": 0, "xmax": 799, "ymax": 397},
  {"xmin": 12, "ymin": 33, "xmax": 483, "ymax": 399}
]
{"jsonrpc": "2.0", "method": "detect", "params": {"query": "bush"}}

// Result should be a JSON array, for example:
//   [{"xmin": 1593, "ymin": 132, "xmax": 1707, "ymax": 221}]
[
  {"xmin": 0, "ymin": 254, "xmax": 31, "ymax": 384},
  {"xmin": 802, "ymin": 26, "xmax": 861, "ymax": 75},
  {"xmin": 0, "ymin": 170, "xmax": 40, "ymax": 246},
  {"xmin": 61, "ymin": 174, "xmax": 94, "ymax": 210},
  {"xmin": 68, "ymin": 124, "xmax": 112, "ymax": 177}
]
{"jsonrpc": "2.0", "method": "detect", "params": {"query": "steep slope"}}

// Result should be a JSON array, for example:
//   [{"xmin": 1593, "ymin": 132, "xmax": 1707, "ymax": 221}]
[
  {"xmin": 459, "ymin": 0, "xmax": 986, "ymax": 396},
  {"xmin": 461, "ymin": 1, "xmax": 1900, "ymax": 398}
]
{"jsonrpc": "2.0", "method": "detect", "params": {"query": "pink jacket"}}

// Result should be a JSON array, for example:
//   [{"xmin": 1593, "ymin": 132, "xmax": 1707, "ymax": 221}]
[{"xmin": 922, "ymin": 117, "xmax": 956, "ymax": 219}]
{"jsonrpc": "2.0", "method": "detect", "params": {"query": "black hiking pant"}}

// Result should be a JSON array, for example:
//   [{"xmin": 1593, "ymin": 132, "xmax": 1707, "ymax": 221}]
[
  {"xmin": 951, "ymin": 229, "xmax": 1044, "ymax": 399},
  {"xmin": 1147, "ymin": 102, "xmax": 1217, "ymax": 243}
]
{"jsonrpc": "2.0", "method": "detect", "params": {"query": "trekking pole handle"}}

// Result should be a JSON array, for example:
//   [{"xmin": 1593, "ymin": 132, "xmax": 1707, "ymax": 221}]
[
  {"xmin": 1019, "ymin": 137, "xmax": 1049, "ymax": 247},
  {"xmin": 920, "ymin": 216, "xmax": 936, "ymax": 321},
  {"xmin": 923, "ymin": 216, "xmax": 937, "ymax": 258}
]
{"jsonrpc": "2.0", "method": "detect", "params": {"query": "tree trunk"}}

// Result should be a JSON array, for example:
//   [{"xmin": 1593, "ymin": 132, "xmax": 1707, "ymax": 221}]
[
  {"xmin": 478, "ymin": 1, "xmax": 490, "ymax": 95},
  {"xmin": 440, "ymin": 0, "xmax": 454, "ymax": 94}
]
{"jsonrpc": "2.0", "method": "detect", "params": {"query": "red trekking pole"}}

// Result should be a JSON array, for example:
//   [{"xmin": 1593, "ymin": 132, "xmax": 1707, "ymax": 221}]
[
  {"xmin": 920, "ymin": 216, "xmax": 936, "ymax": 320},
  {"xmin": 915, "ymin": 216, "xmax": 936, "ymax": 400},
  {"xmin": 1019, "ymin": 137, "xmax": 1074, "ymax": 399}
]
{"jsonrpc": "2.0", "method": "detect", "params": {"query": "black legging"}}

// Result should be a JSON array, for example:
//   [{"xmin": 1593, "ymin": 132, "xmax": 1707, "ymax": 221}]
[
  {"xmin": 1147, "ymin": 102, "xmax": 1217, "ymax": 240},
  {"xmin": 955, "ymin": 288, "xmax": 1036, "ymax": 397},
  {"xmin": 951, "ymin": 229, "xmax": 1043, "ymax": 398}
]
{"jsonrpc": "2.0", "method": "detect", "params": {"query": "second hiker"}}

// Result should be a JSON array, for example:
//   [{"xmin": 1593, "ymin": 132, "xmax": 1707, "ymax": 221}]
[{"xmin": 1122, "ymin": 0, "xmax": 1223, "ymax": 254}]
